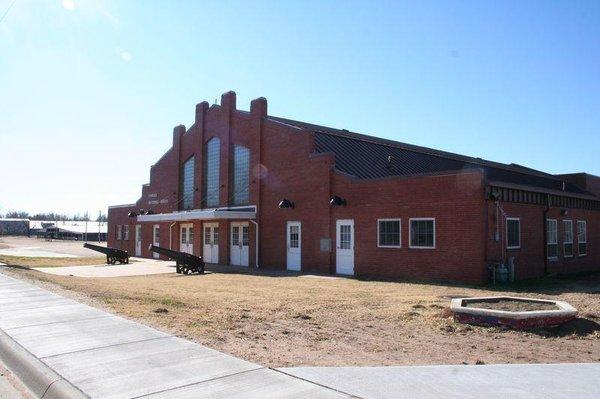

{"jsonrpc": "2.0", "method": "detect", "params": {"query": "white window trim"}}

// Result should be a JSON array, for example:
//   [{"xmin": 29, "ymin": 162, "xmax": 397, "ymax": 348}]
[
  {"xmin": 506, "ymin": 217, "xmax": 520, "ymax": 250},
  {"xmin": 577, "ymin": 220, "xmax": 587, "ymax": 257},
  {"xmin": 116, "ymin": 225, "xmax": 122, "ymax": 241},
  {"xmin": 123, "ymin": 225, "xmax": 130, "ymax": 241},
  {"xmin": 409, "ymin": 218, "xmax": 436, "ymax": 249},
  {"xmin": 563, "ymin": 220, "xmax": 573, "ymax": 258},
  {"xmin": 377, "ymin": 219, "xmax": 401, "ymax": 248},
  {"xmin": 547, "ymin": 219, "xmax": 558, "ymax": 260}
]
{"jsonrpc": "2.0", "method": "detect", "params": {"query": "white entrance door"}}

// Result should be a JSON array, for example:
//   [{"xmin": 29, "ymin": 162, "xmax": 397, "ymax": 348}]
[
  {"xmin": 230, "ymin": 222, "xmax": 249, "ymax": 266},
  {"xmin": 203, "ymin": 223, "xmax": 219, "ymax": 264},
  {"xmin": 152, "ymin": 225, "xmax": 160, "ymax": 259},
  {"xmin": 135, "ymin": 225, "xmax": 142, "ymax": 257},
  {"xmin": 336, "ymin": 219, "xmax": 354, "ymax": 275},
  {"xmin": 180, "ymin": 223, "xmax": 194, "ymax": 254},
  {"xmin": 286, "ymin": 221, "xmax": 301, "ymax": 271}
]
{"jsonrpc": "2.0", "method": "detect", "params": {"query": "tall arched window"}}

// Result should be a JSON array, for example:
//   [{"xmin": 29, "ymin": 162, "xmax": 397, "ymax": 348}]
[
  {"xmin": 180, "ymin": 156, "xmax": 195, "ymax": 210},
  {"xmin": 232, "ymin": 145, "xmax": 250, "ymax": 205},
  {"xmin": 204, "ymin": 138, "xmax": 220, "ymax": 207}
]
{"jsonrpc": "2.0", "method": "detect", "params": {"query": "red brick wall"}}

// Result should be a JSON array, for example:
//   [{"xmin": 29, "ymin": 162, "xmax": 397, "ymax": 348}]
[
  {"xmin": 107, "ymin": 91, "xmax": 599, "ymax": 284},
  {"xmin": 258, "ymin": 121, "xmax": 334, "ymax": 273},
  {"xmin": 329, "ymin": 170, "xmax": 488, "ymax": 284},
  {"xmin": 486, "ymin": 201, "xmax": 600, "ymax": 280}
]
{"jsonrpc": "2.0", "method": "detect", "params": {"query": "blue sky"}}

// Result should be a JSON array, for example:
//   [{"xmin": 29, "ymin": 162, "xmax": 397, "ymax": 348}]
[{"xmin": 1, "ymin": 0, "xmax": 599, "ymax": 216}]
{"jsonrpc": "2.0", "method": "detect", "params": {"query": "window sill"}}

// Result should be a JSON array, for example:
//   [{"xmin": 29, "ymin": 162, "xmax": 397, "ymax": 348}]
[
  {"xmin": 547, "ymin": 257, "xmax": 558, "ymax": 261},
  {"xmin": 409, "ymin": 246, "xmax": 436, "ymax": 250},
  {"xmin": 377, "ymin": 245, "xmax": 401, "ymax": 249},
  {"xmin": 578, "ymin": 254, "xmax": 587, "ymax": 257},
  {"xmin": 506, "ymin": 246, "xmax": 520, "ymax": 251}
]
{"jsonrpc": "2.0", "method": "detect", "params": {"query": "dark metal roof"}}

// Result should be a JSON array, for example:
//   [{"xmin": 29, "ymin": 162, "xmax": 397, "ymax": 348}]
[{"xmin": 268, "ymin": 116, "xmax": 594, "ymax": 197}]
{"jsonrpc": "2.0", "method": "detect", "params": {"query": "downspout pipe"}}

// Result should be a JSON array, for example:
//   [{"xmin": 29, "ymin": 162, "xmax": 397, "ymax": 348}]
[
  {"xmin": 250, "ymin": 219, "xmax": 259, "ymax": 268},
  {"xmin": 169, "ymin": 222, "xmax": 176, "ymax": 250},
  {"xmin": 543, "ymin": 195, "xmax": 550, "ymax": 275}
]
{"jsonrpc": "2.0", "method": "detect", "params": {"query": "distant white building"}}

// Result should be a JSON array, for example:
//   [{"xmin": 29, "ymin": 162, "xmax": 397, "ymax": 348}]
[{"xmin": 29, "ymin": 220, "xmax": 107, "ymax": 241}]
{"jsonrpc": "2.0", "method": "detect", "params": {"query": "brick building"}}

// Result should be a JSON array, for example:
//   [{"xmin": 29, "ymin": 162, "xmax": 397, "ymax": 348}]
[{"xmin": 108, "ymin": 91, "xmax": 599, "ymax": 284}]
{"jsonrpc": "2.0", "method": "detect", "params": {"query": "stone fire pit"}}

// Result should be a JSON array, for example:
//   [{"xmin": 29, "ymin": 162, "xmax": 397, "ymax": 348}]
[{"xmin": 451, "ymin": 296, "xmax": 577, "ymax": 329}]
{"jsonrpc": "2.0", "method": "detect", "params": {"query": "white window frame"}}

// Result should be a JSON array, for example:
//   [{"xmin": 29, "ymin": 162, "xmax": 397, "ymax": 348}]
[
  {"xmin": 116, "ymin": 225, "xmax": 122, "ymax": 241},
  {"xmin": 123, "ymin": 225, "xmax": 130, "ymax": 241},
  {"xmin": 506, "ymin": 217, "xmax": 520, "ymax": 250},
  {"xmin": 377, "ymin": 219, "xmax": 401, "ymax": 248},
  {"xmin": 409, "ymin": 218, "xmax": 436, "ymax": 249},
  {"xmin": 563, "ymin": 220, "xmax": 573, "ymax": 258},
  {"xmin": 546, "ymin": 219, "xmax": 558, "ymax": 260},
  {"xmin": 577, "ymin": 220, "xmax": 587, "ymax": 257}
]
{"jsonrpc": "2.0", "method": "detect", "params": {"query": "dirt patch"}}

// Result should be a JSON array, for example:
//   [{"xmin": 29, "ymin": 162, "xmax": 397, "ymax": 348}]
[
  {"xmin": 0, "ymin": 255, "xmax": 106, "ymax": 268},
  {"xmin": 1, "ymin": 266, "xmax": 599, "ymax": 368},
  {"xmin": 464, "ymin": 298, "xmax": 558, "ymax": 312}
]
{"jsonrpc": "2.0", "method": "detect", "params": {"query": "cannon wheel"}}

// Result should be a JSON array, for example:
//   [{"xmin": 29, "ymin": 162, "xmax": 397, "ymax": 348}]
[{"xmin": 107, "ymin": 256, "xmax": 115, "ymax": 265}]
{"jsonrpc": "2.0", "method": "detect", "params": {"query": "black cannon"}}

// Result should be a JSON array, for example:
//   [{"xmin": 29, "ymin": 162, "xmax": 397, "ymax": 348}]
[
  {"xmin": 83, "ymin": 243, "xmax": 129, "ymax": 265},
  {"xmin": 149, "ymin": 245, "xmax": 205, "ymax": 275}
]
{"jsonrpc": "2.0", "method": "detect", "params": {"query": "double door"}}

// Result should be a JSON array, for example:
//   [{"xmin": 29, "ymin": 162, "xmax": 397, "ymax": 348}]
[
  {"xmin": 180, "ymin": 224, "xmax": 194, "ymax": 254},
  {"xmin": 203, "ymin": 223, "xmax": 219, "ymax": 264},
  {"xmin": 230, "ymin": 222, "xmax": 249, "ymax": 266}
]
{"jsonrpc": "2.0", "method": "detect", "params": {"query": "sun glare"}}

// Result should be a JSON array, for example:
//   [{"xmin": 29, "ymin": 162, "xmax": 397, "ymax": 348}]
[{"xmin": 62, "ymin": 0, "xmax": 75, "ymax": 11}]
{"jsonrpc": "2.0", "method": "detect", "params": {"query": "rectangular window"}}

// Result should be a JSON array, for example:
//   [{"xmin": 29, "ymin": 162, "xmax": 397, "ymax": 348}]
[
  {"xmin": 242, "ymin": 225, "xmax": 249, "ymax": 246},
  {"xmin": 506, "ymin": 218, "xmax": 520, "ymax": 249},
  {"xmin": 181, "ymin": 156, "xmax": 195, "ymax": 210},
  {"xmin": 204, "ymin": 138, "xmax": 221, "ymax": 207},
  {"xmin": 213, "ymin": 227, "xmax": 219, "ymax": 245},
  {"xmin": 409, "ymin": 218, "xmax": 435, "ymax": 249},
  {"xmin": 116, "ymin": 225, "xmax": 122, "ymax": 241},
  {"xmin": 547, "ymin": 219, "xmax": 558, "ymax": 259},
  {"xmin": 377, "ymin": 219, "xmax": 401, "ymax": 248},
  {"xmin": 289, "ymin": 225, "xmax": 300, "ymax": 248},
  {"xmin": 204, "ymin": 227, "xmax": 211, "ymax": 245},
  {"xmin": 577, "ymin": 220, "xmax": 587, "ymax": 256},
  {"xmin": 232, "ymin": 145, "xmax": 250, "ymax": 205},
  {"xmin": 563, "ymin": 220, "xmax": 573, "ymax": 257},
  {"xmin": 123, "ymin": 225, "xmax": 130, "ymax": 241},
  {"xmin": 340, "ymin": 225, "xmax": 352, "ymax": 249}
]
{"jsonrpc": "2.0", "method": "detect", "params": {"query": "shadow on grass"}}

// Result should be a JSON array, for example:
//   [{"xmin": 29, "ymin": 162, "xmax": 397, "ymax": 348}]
[
  {"xmin": 527, "ymin": 317, "xmax": 600, "ymax": 338},
  {"xmin": 486, "ymin": 271, "xmax": 600, "ymax": 296}
]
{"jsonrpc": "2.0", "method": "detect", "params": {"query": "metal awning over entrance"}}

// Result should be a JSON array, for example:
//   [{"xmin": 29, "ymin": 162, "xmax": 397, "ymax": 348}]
[{"xmin": 137, "ymin": 207, "xmax": 256, "ymax": 223}]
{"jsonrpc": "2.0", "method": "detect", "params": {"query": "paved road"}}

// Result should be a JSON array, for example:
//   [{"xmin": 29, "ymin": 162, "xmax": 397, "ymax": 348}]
[
  {"xmin": 0, "ymin": 271, "xmax": 348, "ymax": 398},
  {"xmin": 0, "ymin": 236, "xmax": 106, "ymax": 257},
  {"xmin": 280, "ymin": 363, "xmax": 600, "ymax": 399},
  {"xmin": 0, "ymin": 359, "xmax": 31, "ymax": 399}
]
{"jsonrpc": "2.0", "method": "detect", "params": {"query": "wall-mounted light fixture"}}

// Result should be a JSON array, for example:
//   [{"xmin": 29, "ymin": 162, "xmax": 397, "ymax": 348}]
[
  {"xmin": 329, "ymin": 195, "xmax": 347, "ymax": 207},
  {"xmin": 560, "ymin": 209, "xmax": 568, "ymax": 216},
  {"xmin": 489, "ymin": 190, "xmax": 501, "ymax": 201},
  {"xmin": 127, "ymin": 211, "xmax": 138, "ymax": 218},
  {"xmin": 278, "ymin": 199, "xmax": 295, "ymax": 209}
]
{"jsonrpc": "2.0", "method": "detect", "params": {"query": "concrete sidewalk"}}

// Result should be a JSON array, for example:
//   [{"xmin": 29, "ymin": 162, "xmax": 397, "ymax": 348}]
[
  {"xmin": 33, "ymin": 258, "xmax": 177, "ymax": 277},
  {"xmin": 280, "ymin": 363, "xmax": 600, "ymax": 399},
  {"xmin": 0, "ymin": 272, "xmax": 348, "ymax": 398}
]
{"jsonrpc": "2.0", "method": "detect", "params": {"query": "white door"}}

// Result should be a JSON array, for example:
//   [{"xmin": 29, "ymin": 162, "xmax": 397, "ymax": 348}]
[
  {"xmin": 230, "ymin": 222, "xmax": 249, "ymax": 266},
  {"xmin": 286, "ymin": 221, "xmax": 301, "ymax": 271},
  {"xmin": 336, "ymin": 219, "xmax": 354, "ymax": 275},
  {"xmin": 135, "ymin": 225, "xmax": 142, "ymax": 257},
  {"xmin": 180, "ymin": 223, "xmax": 194, "ymax": 254},
  {"xmin": 203, "ymin": 223, "xmax": 219, "ymax": 264},
  {"xmin": 152, "ymin": 225, "xmax": 160, "ymax": 259}
]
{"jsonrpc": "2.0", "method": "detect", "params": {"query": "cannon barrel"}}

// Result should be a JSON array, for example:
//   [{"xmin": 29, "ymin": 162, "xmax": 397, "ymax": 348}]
[
  {"xmin": 150, "ymin": 245, "xmax": 204, "ymax": 275},
  {"xmin": 83, "ymin": 243, "xmax": 129, "ymax": 265},
  {"xmin": 149, "ymin": 245, "xmax": 180, "ymax": 259}
]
